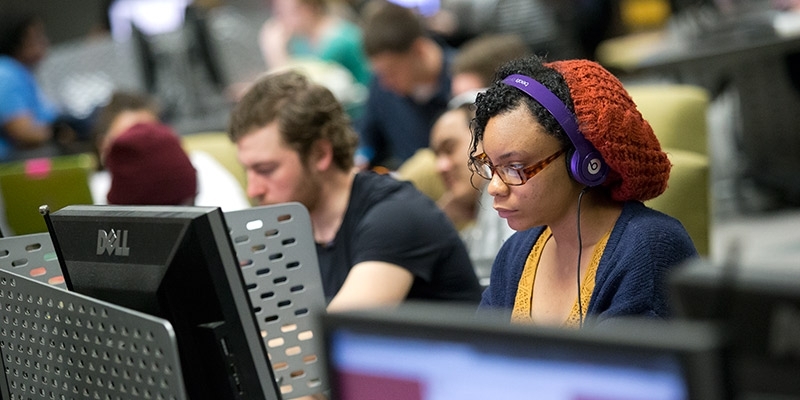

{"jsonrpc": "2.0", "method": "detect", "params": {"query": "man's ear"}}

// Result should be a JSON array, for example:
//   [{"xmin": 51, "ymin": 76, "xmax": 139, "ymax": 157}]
[{"xmin": 312, "ymin": 138, "xmax": 334, "ymax": 171}]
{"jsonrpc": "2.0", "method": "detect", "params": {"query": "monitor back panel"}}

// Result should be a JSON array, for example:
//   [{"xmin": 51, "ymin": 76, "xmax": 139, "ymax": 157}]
[
  {"xmin": 46, "ymin": 205, "xmax": 282, "ymax": 400},
  {"xmin": 0, "ymin": 269, "xmax": 188, "ymax": 400}
]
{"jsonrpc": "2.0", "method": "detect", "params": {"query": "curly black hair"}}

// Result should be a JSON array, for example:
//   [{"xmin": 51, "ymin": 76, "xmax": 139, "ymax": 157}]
[{"xmin": 469, "ymin": 55, "xmax": 574, "ymax": 160}]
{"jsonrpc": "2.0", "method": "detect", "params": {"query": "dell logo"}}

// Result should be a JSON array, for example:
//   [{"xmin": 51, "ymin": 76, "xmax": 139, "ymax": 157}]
[
  {"xmin": 514, "ymin": 78, "xmax": 529, "ymax": 87},
  {"xmin": 97, "ymin": 229, "xmax": 130, "ymax": 256}
]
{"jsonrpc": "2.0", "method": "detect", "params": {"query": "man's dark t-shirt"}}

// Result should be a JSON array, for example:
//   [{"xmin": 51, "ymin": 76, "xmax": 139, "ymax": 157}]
[{"xmin": 315, "ymin": 171, "xmax": 483, "ymax": 304}]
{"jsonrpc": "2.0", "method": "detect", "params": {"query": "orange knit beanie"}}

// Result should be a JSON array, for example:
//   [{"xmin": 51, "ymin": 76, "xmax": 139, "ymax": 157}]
[{"xmin": 546, "ymin": 60, "xmax": 670, "ymax": 202}]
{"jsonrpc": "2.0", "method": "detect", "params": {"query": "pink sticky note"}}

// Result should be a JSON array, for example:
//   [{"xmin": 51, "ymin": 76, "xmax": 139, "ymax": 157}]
[{"xmin": 24, "ymin": 158, "xmax": 52, "ymax": 179}]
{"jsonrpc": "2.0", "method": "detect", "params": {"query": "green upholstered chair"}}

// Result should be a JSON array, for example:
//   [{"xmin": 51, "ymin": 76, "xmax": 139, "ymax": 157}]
[
  {"xmin": 0, "ymin": 153, "xmax": 95, "ymax": 236},
  {"xmin": 396, "ymin": 148, "xmax": 446, "ymax": 202},
  {"xmin": 627, "ymin": 84, "xmax": 711, "ymax": 256},
  {"xmin": 627, "ymin": 84, "xmax": 709, "ymax": 156},
  {"xmin": 181, "ymin": 131, "xmax": 247, "ymax": 192},
  {"xmin": 646, "ymin": 149, "xmax": 710, "ymax": 256}
]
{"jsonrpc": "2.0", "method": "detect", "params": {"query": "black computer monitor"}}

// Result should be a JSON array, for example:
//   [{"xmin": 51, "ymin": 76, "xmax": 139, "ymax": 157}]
[
  {"xmin": 320, "ymin": 303, "xmax": 725, "ymax": 400},
  {"xmin": 670, "ymin": 258, "xmax": 800, "ymax": 398},
  {"xmin": 47, "ymin": 205, "xmax": 281, "ymax": 400}
]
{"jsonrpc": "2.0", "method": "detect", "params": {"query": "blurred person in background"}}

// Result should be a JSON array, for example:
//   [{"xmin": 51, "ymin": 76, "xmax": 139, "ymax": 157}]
[
  {"xmin": 429, "ymin": 102, "xmax": 514, "ymax": 285},
  {"xmin": 0, "ymin": 12, "xmax": 63, "ymax": 159},
  {"xmin": 422, "ymin": 34, "xmax": 529, "ymax": 283},
  {"xmin": 449, "ymin": 33, "xmax": 530, "ymax": 105},
  {"xmin": 355, "ymin": 1, "xmax": 455, "ymax": 170},
  {"xmin": 103, "ymin": 121, "xmax": 198, "ymax": 206},
  {"xmin": 398, "ymin": 32, "xmax": 531, "ymax": 202},
  {"xmin": 259, "ymin": 0, "xmax": 372, "ymax": 86},
  {"xmin": 90, "ymin": 91, "xmax": 250, "ymax": 210}
]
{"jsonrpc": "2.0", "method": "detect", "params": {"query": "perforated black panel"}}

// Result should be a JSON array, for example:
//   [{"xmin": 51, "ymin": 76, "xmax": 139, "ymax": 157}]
[
  {"xmin": 225, "ymin": 202, "xmax": 327, "ymax": 398},
  {"xmin": 0, "ymin": 233, "xmax": 65, "ymax": 289},
  {"xmin": 0, "ymin": 269, "xmax": 187, "ymax": 400}
]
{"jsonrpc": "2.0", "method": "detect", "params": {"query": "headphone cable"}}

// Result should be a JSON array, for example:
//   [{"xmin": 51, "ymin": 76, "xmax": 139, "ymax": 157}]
[{"xmin": 576, "ymin": 187, "xmax": 589, "ymax": 328}]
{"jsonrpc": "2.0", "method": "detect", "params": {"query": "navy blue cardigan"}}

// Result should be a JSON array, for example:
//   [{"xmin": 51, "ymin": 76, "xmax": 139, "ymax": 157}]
[{"xmin": 479, "ymin": 201, "xmax": 698, "ymax": 325}]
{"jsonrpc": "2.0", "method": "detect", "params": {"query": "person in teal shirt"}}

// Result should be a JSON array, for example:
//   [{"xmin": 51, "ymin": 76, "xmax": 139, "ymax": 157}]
[{"xmin": 259, "ymin": 0, "xmax": 371, "ymax": 86}]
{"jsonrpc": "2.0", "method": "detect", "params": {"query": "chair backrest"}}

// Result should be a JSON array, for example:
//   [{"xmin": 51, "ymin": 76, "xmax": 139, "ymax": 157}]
[
  {"xmin": 627, "ymin": 84, "xmax": 711, "ymax": 256},
  {"xmin": 181, "ymin": 131, "xmax": 247, "ymax": 191},
  {"xmin": 627, "ymin": 84, "xmax": 710, "ymax": 155},
  {"xmin": 395, "ymin": 148, "xmax": 446, "ymax": 202},
  {"xmin": 647, "ymin": 149, "xmax": 711, "ymax": 255},
  {"xmin": 0, "ymin": 153, "xmax": 95, "ymax": 235}
]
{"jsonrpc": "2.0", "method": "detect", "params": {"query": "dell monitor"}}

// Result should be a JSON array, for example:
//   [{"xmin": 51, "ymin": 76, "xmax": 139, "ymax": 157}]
[{"xmin": 46, "ymin": 205, "xmax": 281, "ymax": 400}]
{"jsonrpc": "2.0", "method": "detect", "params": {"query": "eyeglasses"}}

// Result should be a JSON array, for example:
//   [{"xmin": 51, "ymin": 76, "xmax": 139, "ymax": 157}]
[{"xmin": 469, "ymin": 149, "xmax": 565, "ymax": 186}]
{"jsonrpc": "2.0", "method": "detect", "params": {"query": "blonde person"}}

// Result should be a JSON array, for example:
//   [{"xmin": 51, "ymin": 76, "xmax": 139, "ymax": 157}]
[{"xmin": 403, "ymin": 34, "xmax": 528, "ymax": 282}]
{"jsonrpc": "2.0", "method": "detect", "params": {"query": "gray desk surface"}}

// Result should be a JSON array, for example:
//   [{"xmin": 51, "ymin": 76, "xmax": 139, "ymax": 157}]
[{"xmin": 599, "ymin": 9, "xmax": 800, "ymax": 76}]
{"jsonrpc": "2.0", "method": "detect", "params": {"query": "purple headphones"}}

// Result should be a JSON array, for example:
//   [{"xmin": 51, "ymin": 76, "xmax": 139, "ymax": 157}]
[{"xmin": 501, "ymin": 74, "xmax": 607, "ymax": 187}]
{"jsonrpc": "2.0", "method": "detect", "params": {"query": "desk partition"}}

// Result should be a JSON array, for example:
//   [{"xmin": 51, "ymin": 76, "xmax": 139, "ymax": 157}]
[
  {"xmin": 226, "ymin": 202, "xmax": 328, "ymax": 398},
  {"xmin": 1, "ymin": 203, "xmax": 329, "ymax": 400},
  {"xmin": 0, "ymin": 233, "xmax": 66, "ymax": 289},
  {"xmin": 0, "ymin": 269, "xmax": 188, "ymax": 399}
]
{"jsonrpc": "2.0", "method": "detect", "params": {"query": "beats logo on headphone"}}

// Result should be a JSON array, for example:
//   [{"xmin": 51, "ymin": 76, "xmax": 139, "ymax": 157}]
[
  {"xmin": 588, "ymin": 158, "xmax": 602, "ymax": 175},
  {"xmin": 502, "ymin": 74, "xmax": 608, "ymax": 187}
]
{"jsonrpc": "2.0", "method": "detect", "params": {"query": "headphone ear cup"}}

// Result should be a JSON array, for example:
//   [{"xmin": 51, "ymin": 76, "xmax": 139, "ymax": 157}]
[
  {"xmin": 578, "ymin": 150, "xmax": 608, "ymax": 187},
  {"xmin": 566, "ymin": 147, "xmax": 608, "ymax": 187}
]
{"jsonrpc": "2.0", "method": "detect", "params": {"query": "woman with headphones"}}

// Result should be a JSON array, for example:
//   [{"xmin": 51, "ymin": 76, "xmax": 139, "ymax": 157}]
[{"xmin": 471, "ymin": 55, "xmax": 698, "ymax": 327}]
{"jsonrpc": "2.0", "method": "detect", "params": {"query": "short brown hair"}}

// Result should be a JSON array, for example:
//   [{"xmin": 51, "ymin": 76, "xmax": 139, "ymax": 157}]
[
  {"xmin": 91, "ymin": 91, "xmax": 160, "ymax": 167},
  {"xmin": 228, "ymin": 70, "xmax": 358, "ymax": 171},
  {"xmin": 452, "ymin": 34, "xmax": 531, "ymax": 87},
  {"xmin": 362, "ymin": 2, "xmax": 424, "ymax": 57},
  {"xmin": 92, "ymin": 91, "xmax": 159, "ymax": 138}
]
